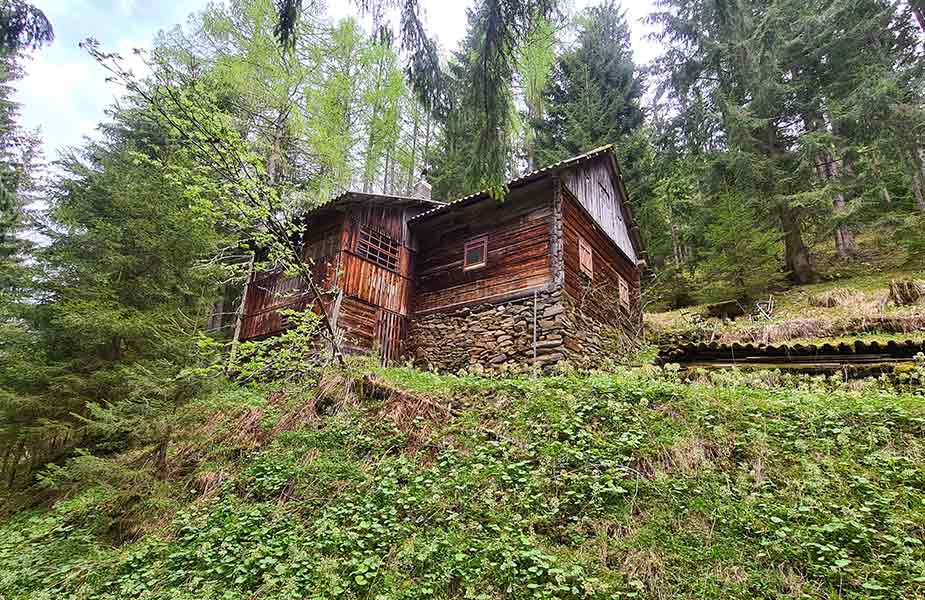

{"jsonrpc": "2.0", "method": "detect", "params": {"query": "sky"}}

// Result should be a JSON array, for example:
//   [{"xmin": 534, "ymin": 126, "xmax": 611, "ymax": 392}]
[{"xmin": 15, "ymin": 0, "xmax": 658, "ymax": 163}]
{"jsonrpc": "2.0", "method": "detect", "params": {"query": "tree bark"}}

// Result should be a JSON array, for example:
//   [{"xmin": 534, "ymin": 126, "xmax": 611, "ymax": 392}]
[
  {"xmin": 406, "ymin": 102, "xmax": 420, "ymax": 194},
  {"xmin": 779, "ymin": 205, "xmax": 818, "ymax": 284},
  {"xmin": 832, "ymin": 191, "xmax": 857, "ymax": 260},
  {"xmin": 154, "ymin": 434, "xmax": 170, "ymax": 479},
  {"xmin": 914, "ymin": 169, "xmax": 925, "ymax": 212},
  {"xmin": 873, "ymin": 157, "xmax": 892, "ymax": 207},
  {"xmin": 228, "ymin": 254, "xmax": 254, "ymax": 371},
  {"xmin": 817, "ymin": 152, "xmax": 857, "ymax": 260}
]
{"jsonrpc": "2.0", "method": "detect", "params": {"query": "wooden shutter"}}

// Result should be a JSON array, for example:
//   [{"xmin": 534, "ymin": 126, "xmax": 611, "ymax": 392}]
[
  {"xmin": 619, "ymin": 276, "xmax": 630, "ymax": 311},
  {"xmin": 578, "ymin": 236, "xmax": 593, "ymax": 278}
]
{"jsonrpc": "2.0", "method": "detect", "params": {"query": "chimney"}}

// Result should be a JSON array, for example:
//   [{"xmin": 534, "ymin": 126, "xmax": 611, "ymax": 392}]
[{"xmin": 413, "ymin": 170, "xmax": 432, "ymax": 200}]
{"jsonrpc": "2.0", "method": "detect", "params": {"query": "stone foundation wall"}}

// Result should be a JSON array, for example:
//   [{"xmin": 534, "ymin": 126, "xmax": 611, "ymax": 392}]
[
  {"xmin": 559, "ymin": 294, "xmax": 641, "ymax": 369},
  {"xmin": 405, "ymin": 289, "xmax": 638, "ymax": 373},
  {"xmin": 406, "ymin": 291, "xmax": 565, "ymax": 373}
]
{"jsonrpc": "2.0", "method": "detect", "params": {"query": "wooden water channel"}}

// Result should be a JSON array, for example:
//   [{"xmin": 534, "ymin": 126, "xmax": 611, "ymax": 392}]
[{"xmin": 659, "ymin": 339, "xmax": 925, "ymax": 375}]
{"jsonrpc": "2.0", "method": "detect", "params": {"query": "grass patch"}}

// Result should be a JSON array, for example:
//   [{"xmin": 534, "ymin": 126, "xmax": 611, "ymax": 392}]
[
  {"xmin": 1, "ymin": 366, "xmax": 924, "ymax": 599},
  {"xmin": 649, "ymin": 269, "xmax": 925, "ymax": 346}
]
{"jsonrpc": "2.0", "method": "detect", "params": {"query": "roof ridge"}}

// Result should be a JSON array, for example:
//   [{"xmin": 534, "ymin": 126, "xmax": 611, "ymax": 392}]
[{"xmin": 409, "ymin": 145, "xmax": 616, "ymax": 223}]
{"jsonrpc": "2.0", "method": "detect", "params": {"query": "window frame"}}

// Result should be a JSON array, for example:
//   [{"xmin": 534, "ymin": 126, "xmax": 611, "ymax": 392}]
[
  {"xmin": 355, "ymin": 225, "xmax": 401, "ymax": 272},
  {"xmin": 463, "ymin": 235, "xmax": 488, "ymax": 271},
  {"xmin": 618, "ymin": 275, "xmax": 631, "ymax": 311},
  {"xmin": 578, "ymin": 236, "xmax": 594, "ymax": 279}
]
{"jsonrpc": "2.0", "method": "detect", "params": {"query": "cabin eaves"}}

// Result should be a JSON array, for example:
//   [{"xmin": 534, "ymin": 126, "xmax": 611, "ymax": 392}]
[{"xmin": 408, "ymin": 144, "xmax": 646, "ymax": 265}]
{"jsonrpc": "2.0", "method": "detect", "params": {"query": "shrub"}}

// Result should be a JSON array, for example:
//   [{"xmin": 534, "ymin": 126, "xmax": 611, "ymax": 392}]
[{"xmin": 229, "ymin": 309, "xmax": 324, "ymax": 382}]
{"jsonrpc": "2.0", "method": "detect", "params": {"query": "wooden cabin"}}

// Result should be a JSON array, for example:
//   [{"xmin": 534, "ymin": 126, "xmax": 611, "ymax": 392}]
[
  {"xmin": 238, "ymin": 145, "xmax": 646, "ymax": 371},
  {"xmin": 237, "ymin": 192, "xmax": 442, "ymax": 362}
]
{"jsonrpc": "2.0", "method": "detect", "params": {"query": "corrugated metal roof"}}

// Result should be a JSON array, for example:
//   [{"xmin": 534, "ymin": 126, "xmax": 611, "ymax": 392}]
[
  {"xmin": 292, "ymin": 190, "xmax": 445, "ymax": 225},
  {"xmin": 408, "ymin": 144, "xmax": 617, "ymax": 224},
  {"xmin": 662, "ymin": 339, "xmax": 925, "ymax": 361},
  {"xmin": 314, "ymin": 190, "xmax": 444, "ymax": 211}
]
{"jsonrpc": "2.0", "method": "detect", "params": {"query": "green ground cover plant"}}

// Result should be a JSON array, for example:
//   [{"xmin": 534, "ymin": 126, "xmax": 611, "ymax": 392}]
[{"xmin": 1, "ymin": 364, "xmax": 922, "ymax": 599}]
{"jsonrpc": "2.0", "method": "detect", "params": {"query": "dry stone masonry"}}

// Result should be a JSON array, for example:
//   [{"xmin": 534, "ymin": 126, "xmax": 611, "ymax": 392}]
[{"xmin": 406, "ymin": 290, "xmax": 639, "ymax": 373}]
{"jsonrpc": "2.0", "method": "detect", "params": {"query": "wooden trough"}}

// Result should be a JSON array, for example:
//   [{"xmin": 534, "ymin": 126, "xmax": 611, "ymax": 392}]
[{"xmin": 659, "ymin": 339, "xmax": 925, "ymax": 374}]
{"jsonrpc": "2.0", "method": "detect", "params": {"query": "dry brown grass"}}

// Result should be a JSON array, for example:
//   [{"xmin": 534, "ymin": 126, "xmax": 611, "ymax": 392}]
[
  {"xmin": 889, "ymin": 279, "xmax": 925, "ymax": 306},
  {"xmin": 807, "ymin": 287, "xmax": 870, "ymax": 308},
  {"xmin": 361, "ymin": 374, "xmax": 459, "ymax": 454},
  {"xmin": 653, "ymin": 435, "xmax": 729, "ymax": 475},
  {"xmin": 717, "ymin": 314, "xmax": 925, "ymax": 345},
  {"xmin": 195, "ymin": 470, "xmax": 229, "ymax": 499},
  {"xmin": 172, "ymin": 371, "xmax": 356, "ymax": 490},
  {"xmin": 778, "ymin": 563, "xmax": 808, "ymax": 597},
  {"xmin": 621, "ymin": 548, "xmax": 667, "ymax": 599}
]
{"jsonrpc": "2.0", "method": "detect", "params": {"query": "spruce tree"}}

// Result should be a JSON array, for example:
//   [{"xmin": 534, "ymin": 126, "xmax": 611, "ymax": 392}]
[
  {"xmin": 534, "ymin": 0, "xmax": 643, "ymax": 166},
  {"xmin": 696, "ymin": 194, "xmax": 785, "ymax": 304}
]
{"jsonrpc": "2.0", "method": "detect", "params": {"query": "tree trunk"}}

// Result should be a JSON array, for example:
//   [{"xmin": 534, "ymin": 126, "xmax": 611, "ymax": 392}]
[
  {"xmin": 406, "ymin": 102, "xmax": 420, "ymax": 194},
  {"xmin": 155, "ymin": 435, "xmax": 169, "ymax": 479},
  {"xmin": 832, "ymin": 191, "xmax": 857, "ymax": 260},
  {"xmin": 916, "ymin": 148, "xmax": 925, "ymax": 212},
  {"xmin": 6, "ymin": 439, "xmax": 23, "ymax": 488},
  {"xmin": 228, "ymin": 255, "xmax": 255, "ymax": 371},
  {"xmin": 779, "ymin": 205, "xmax": 818, "ymax": 284},
  {"xmin": 424, "ymin": 110, "xmax": 431, "ymax": 169},
  {"xmin": 818, "ymin": 153, "xmax": 857, "ymax": 260},
  {"xmin": 914, "ymin": 169, "xmax": 925, "ymax": 212}
]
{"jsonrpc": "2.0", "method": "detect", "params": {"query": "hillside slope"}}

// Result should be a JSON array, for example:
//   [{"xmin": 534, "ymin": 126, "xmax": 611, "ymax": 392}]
[
  {"xmin": 1, "ymin": 365, "xmax": 924, "ymax": 599},
  {"xmin": 648, "ymin": 270, "xmax": 925, "ymax": 347}
]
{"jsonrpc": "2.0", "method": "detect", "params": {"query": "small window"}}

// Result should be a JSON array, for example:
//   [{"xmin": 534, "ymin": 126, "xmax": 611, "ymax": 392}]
[
  {"xmin": 578, "ymin": 236, "xmax": 593, "ymax": 279},
  {"xmin": 619, "ymin": 276, "xmax": 630, "ymax": 311},
  {"xmin": 463, "ymin": 236, "xmax": 488, "ymax": 270},
  {"xmin": 356, "ymin": 226, "xmax": 400, "ymax": 271}
]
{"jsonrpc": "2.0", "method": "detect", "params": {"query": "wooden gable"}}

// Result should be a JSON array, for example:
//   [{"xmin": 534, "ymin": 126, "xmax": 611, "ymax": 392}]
[{"xmin": 559, "ymin": 153, "xmax": 638, "ymax": 263}]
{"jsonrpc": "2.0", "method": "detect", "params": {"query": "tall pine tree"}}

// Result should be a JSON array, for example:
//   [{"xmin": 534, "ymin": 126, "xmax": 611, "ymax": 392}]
[{"xmin": 534, "ymin": 1, "xmax": 643, "ymax": 166}]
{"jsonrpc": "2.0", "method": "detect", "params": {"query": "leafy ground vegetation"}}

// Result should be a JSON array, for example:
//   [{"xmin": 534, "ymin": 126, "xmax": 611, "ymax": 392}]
[
  {"xmin": 1, "ymin": 361, "xmax": 924, "ymax": 600},
  {"xmin": 1, "ymin": 1, "xmax": 924, "ymax": 598}
]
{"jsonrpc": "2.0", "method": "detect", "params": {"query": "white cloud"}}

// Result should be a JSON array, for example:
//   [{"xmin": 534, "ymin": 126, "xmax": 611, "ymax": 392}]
[{"xmin": 13, "ymin": 0, "xmax": 213, "ymax": 161}]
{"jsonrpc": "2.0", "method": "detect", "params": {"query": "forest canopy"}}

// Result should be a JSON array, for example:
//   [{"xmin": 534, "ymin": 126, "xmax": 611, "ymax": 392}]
[{"xmin": 0, "ymin": 0, "xmax": 924, "ymax": 496}]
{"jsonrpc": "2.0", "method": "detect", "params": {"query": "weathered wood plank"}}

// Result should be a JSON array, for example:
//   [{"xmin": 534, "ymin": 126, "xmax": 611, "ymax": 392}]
[
  {"xmin": 561, "ymin": 190, "xmax": 640, "ymax": 324},
  {"xmin": 560, "ymin": 155, "xmax": 638, "ymax": 263},
  {"xmin": 412, "ymin": 181, "xmax": 555, "ymax": 314}
]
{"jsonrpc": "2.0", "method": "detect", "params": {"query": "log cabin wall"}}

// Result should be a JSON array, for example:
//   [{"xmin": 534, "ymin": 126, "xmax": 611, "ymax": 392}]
[
  {"xmin": 560, "ymin": 156, "xmax": 637, "ymax": 263},
  {"xmin": 238, "ymin": 148, "xmax": 645, "ymax": 369},
  {"xmin": 411, "ymin": 179, "xmax": 556, "ymax": 314},
  {"xmin": 239, "ymin": 200, "xmax": 422, "ymax": 364},
  {"xmin": 559, "ymin": 186, "xmax": 642, "ymax": 360},
  {"xmin": 336, "ymin": 203, "xmax": 419, "ymax": 362},
  {"xmin": 239, "ymin": 217, "xmax": 344, "ymax": 340}
]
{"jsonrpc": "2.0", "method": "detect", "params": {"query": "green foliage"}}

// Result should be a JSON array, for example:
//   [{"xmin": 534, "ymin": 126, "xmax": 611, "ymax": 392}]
[
  {"xmin": 0, "ymin": 93, "xmax": 227, "ymax": 488},
  {"xmin": 896, "ymin": 212, "xmax": 925, "ymax": 261},
  {"xmin": 696, "ymin": 194, "xmax": 786, "ymax": 304},
  {"xmin": 1, "ymin": 366, "xmax": 923, "ymax": 599},
  {"xmin": 645, "ymin": 0, "xmax": 925, "ymax": 286},
  {"xmin": 229, "ymin": 309, "xmax": 323, "ymax": 382},
  {"xmin": 4, "ymin": 1, "xmax": 925, "ymax": 596},
  {"xmin": 517, "ymin": 17, "xmax": 555, "ymax": 168},
  {"xmin": 0, "ymin": 52, "xmax": 40, "ymax": 312},
  {"xmin": 0, "ymin": 0, "xmax": 53, "ymax": 53},
  {"xmin": 534, "ymin": 0, "xmax": 643, "ymax": 167}
]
